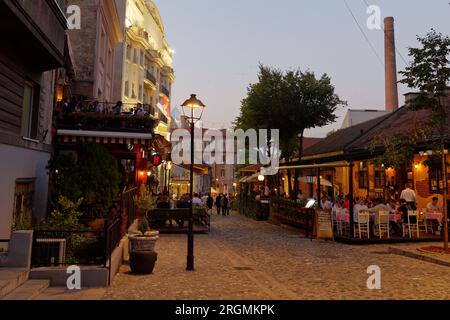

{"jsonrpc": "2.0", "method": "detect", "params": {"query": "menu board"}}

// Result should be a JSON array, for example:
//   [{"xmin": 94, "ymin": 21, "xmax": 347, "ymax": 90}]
[{"xmin": 313, "ymin": 209, "xmax": 334, "ymax": 240}]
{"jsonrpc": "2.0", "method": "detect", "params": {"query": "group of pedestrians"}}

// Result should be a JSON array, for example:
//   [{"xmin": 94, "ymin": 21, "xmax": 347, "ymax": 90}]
[{"xmin": 210, "ymin": 193, "xmax": 231, "ymax": 216}]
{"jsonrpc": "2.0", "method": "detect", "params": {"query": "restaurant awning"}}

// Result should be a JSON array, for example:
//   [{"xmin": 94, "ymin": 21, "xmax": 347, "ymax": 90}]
[
  {"xmin": 277, "ymin": 161, "xmax": 351, "ymax": 170},
  {"xmin": 57, "ymin": 129, "xmax": 154, "ymax": 146},
  {"xmin": 298, "ymin": 176, "xmax": 333, "ymax": 187}
]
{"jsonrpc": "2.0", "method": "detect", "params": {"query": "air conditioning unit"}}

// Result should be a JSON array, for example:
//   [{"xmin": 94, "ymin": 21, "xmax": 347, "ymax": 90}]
[{"xmin": 35, "ymin": 239, "xmax": 66, "ymax": 265}]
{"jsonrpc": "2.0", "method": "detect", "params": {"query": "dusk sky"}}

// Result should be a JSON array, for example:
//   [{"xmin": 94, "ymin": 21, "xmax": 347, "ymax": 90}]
[{"xmin": 156, "ymin": 0, "xmax": 450, "ymax": 137}]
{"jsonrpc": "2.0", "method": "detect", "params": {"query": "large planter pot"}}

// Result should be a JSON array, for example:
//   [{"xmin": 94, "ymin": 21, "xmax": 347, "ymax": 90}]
[
  {"xmin": 130, "ymin": 251, "xmax": 158, "ymax": 275},
  {"xmin": 129, "ymin": 231, "xmax": 159, "ymax": 252}
]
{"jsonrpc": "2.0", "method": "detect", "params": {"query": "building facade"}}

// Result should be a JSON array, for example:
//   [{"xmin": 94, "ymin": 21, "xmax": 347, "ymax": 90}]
[
  {"xmin": 67, "ymin": 0, "xmax": 123, "ymax": 103},
  {"xmin": 0, "ymin": 0, "xmax": 67, "ymax": 240},
  {"xmin": 114, "ymin": 0, "xmax": 174, "ymax": 141}
]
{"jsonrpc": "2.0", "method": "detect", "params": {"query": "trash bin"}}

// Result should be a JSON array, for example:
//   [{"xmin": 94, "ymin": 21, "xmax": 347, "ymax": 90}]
[{"xmin": 256, "ymin": 199, "xmax": 270, "ymax": 221}]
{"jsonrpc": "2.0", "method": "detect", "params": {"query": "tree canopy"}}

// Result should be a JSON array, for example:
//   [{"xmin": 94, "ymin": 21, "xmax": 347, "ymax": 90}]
[{"xmin": 234, "ymin": 64, "xmax": 345, "ymax": 160}]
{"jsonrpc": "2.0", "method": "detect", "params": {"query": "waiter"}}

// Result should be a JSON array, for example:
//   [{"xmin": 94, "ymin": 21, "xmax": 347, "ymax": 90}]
[{"xmin": 400, "ymin": 183, "xmax": 417, "ymax": 210}]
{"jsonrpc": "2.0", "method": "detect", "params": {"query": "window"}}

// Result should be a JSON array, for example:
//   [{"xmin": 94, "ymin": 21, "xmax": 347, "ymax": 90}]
[
  {"xmin": 131, "ymin": 83, "xmax": 136, "ymax": 99},
  {"xmin": 126, "ymin": 44, "xmax": 131, "ymax": 60},
  {"xmin": 429, "ymin": 167, "xmax": 445, "ymax": 193},
  {"xmin": 221, "ymin": 169, "xmax": 225, "ymax": 178},
  {"xmin": 21, "ymin": 82, "xmax": 40, "ymax": 139},
  {"xmin": 374, "ymin": 165, "xmax": 386, "ymax": 188},
  {"xmin": 358, "ymin": 161, "xmax": 369, "ymax": 189},
  {"xmin": 133, "ymin": 48, "xmax": 137, "ymax": 64},
  {"xmin": 140, "ymin": 49, "xmax": 144, "ymax": 66},
  {"xmin": 124, "ymin": 81, "xmax": 129, "ymax": 97}
]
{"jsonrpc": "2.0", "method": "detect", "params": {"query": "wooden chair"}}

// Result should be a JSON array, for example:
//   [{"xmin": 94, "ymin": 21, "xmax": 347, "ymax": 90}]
[
  {"xmin": 403, "ymin": 210, "xmax": 420, "ymax": 238},
  {"xmin": 354, "ymin": 211, "xmax": 370, "ymax": 239},
  {"xmin": 375, "ymin": 211, "xmax": 390, "ymax": 239},
  {"xmin": 419, "ymin": 209, "xmax": 434, "ymax": 234}
]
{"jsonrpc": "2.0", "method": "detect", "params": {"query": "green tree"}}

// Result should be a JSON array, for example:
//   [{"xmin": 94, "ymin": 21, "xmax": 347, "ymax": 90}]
[
  {"xmin": 48, "ymin": 143, "xmax": 120, "ymax": 218},
  {"xmin": 235, "ymin": 64, "xmax": 345, "ymax": 195},
  {"xmin": 399, "ymin": 29, "xmax": 450, "ymax": 250}
]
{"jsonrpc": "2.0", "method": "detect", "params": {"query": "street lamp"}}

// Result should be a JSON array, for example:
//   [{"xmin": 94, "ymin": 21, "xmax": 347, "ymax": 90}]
[{"xmin": 181, "ymin": 94, "xmax": 205, "ymax": 271}]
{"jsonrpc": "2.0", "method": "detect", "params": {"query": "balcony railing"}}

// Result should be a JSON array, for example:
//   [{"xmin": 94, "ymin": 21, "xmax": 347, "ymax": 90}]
[
  {"xmin": 161, "ymin": 86, "xmax": 170, "ymax": 97},
  {"xmin": 57, "ymin": 113, "xmax": 157, "ymax": 133},
  {"xmin": 145, "ymin": 71, "xmax": 156, "ymax": 86}
]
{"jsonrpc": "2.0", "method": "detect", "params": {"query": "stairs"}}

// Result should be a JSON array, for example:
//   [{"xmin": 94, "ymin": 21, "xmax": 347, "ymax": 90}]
[
  {"xmin": 2, "ymin": 280, "xmax": 50, "ymax": 300},
  {"xmin": 0, "ymin": 268, "xmax": 29, "ymax": 299}
]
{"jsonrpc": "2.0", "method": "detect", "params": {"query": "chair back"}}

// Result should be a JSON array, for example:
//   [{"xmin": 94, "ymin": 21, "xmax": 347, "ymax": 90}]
[
  {"xmin": 408, "ymin": 210, "xmax": 419, "ymax": 223},
  {"xmin": 358, "ymin": 211, "xmax": 370, "ymax": 223},
  {"xmin": 377, "ymin": 211, "xmax": 389, "ymax": 224}
]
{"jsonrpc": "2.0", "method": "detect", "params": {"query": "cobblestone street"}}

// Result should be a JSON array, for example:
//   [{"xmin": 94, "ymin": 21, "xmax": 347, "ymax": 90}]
[{"xmin": 103, "ymin": 212, "xmax": 450, "ymax": 300}]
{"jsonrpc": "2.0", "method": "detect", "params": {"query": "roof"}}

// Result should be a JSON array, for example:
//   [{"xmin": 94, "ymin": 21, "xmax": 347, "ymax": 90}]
[
  {"xmin": 302, "ymin": 137, "xmax": 324, "ymax": 150},
  {"xmin": 302, "ymin": 113, "xmax": 392, "ymax": 158},
  {"xmin": 341, "ymin": 109, "xmax": 390, "ymax": 129},
  {"xmin": 349, "ymin": 105, "xmax": 450, "ymax": 150}
]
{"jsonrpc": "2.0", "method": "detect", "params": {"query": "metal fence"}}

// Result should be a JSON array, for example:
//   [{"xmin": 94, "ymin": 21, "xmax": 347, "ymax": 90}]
[
  {"xmin": 121, "ymin": 187, "xmax": 137, "ymax": 228},
  {"xmin": 31, "ymin": 218, "xmax": 121, "ymax": 269}
]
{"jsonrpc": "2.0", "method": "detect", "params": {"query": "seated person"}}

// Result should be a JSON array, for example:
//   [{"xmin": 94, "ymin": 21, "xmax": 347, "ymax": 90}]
[
  {"xmin": 426, "ymin": 197, "xmax": 442, "ymax": 212},
  {"xmin": 192, "ymin": 193, "xmax": 202, "ymax": 206},
  {"xmin": 177, "ymin": 195, "xmax": 191, "ymax": 208},
  {"xmin": 156, "ymin": 193, "xmax": 171, "ymax": 209},
  {"xmin": 353, "ymin": 199, "xmax": 369, "ymax": 223}
]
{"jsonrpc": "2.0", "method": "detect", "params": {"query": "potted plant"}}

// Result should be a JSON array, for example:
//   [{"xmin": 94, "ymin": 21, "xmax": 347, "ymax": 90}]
[
  {"xmin": 128, "ymin": 218, "xmax": 159, "ymax": 275},
  {"xmin": 128, "ymin": 218, "xmax": 159, "ymax": 252}
]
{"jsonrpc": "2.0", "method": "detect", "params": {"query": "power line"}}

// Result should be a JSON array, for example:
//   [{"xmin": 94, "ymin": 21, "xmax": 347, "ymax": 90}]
[
  {"xmin": 343, "ymin": 0, "xmax": 384, "ymax": 66},
  {"xmin": 361, "ymin": 0, "xmax": 409, "ymax": 66}
]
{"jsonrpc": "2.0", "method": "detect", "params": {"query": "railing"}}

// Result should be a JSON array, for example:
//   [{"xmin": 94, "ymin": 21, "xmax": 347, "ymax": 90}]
[
  {"xmin": 161, "ymin": 85, "xmax": 170, "ymax": 97},
  {"xmin": 57, "ymin": 113, "xmax": 156, "ymax": 133},
  {"xmin": 145, "ymin": 71, "xmax": 156, "ymax": 85},
  {"xmin": 31, "ymin": 229, "xmax": 108, "ymax": 267},
  {"xmin": 121, "ymin": 187, "xmax": 137, "ymax": 229},
  {"xmin": 30, "ymin": 222, "xmax": 122, "ymax": 268}
]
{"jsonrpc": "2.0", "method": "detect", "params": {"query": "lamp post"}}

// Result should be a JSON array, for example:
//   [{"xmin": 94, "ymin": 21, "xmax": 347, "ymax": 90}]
[{"xmin": 181, "ymin": 94, "xmax": 205, "ymax": 271}]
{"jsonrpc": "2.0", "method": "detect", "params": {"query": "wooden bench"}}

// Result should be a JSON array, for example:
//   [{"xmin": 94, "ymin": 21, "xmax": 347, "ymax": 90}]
[{"xmin": 146, "ymin": 208, "xmax": 211, "ymax": 233}]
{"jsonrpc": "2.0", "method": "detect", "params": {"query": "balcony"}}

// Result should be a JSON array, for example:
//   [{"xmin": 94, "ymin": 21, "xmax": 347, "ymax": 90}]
[
  {"xmin": 127, "ymin": 25, "xmax": 150, "ymax": 48},
  {"xmin": 57, "ymin": 113, "xmax": 157, "ymax": 134},
  {"xmin": 160, "ymin": 86, "xmax": 170, "ymax": 98},
  {"xmin": 145, "ymin": 71, "xmax": 157, "ymax": 87}
]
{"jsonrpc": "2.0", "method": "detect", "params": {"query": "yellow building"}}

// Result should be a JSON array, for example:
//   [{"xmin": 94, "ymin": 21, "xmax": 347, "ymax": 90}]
[{"xmin": 114, "ymin": 0, "xmax": 175, "ymax": 141}]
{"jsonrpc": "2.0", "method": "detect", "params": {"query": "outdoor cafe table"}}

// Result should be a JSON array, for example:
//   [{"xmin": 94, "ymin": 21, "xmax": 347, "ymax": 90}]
[
  {"xmin": 336, "ymin": 211, "xmax": 402, "ymax": 223},
  {"xmin": 425, "ymin": 212, "xmax": 443, "ymax": 222}
]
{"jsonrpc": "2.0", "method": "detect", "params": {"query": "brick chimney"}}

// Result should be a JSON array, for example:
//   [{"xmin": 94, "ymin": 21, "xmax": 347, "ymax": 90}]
[{"xmin": 384, "ymin": 17, "xmax": 399, "ymax": 112}]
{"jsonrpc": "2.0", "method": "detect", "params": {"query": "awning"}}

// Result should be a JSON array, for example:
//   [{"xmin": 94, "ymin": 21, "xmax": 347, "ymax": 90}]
[
  {"xmin": 239, "ymin": 172, "xmax": 261, "ymax": 183},
  {"xmin": 298, "ymin": 176, "xmax": 333, "ymax": 187},
  {"xmin": 57, "ymin": 129, "xmax": 154, "ymax": 146},
  {"xmin": 277, "ymin": 161, "xmax": 350, "ymax": 171}
]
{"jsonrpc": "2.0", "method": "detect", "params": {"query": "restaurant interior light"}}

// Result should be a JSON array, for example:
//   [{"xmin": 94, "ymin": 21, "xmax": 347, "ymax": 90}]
[{"xmin": 258, "ymin": 174, "xmax": 265, "ymax": 182}]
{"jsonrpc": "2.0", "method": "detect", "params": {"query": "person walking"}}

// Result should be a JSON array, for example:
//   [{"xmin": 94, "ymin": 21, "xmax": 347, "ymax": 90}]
[
  {"xmin": 206, "ymin": 194, "xmax": 214, "ymax": 214},
  {"xmin": 222, "ymin": 194, "xmax": 229, "ymax": 216},
  {"xmin": 215, "ymin": 194, "xmax": 222, "ymax": 215}
]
